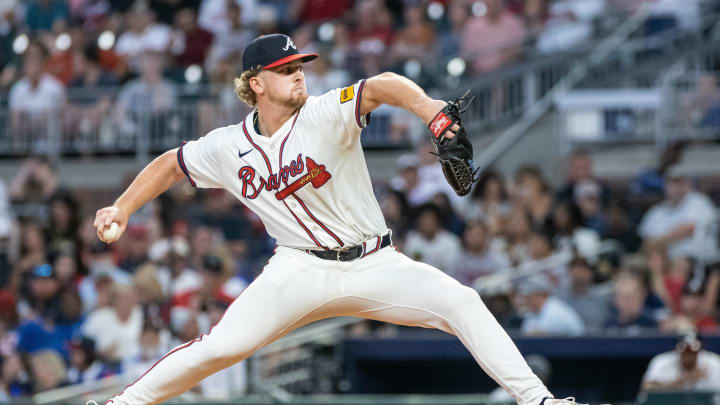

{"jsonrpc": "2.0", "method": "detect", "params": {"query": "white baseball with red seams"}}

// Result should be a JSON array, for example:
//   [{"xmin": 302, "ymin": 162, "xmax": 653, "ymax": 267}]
[{"xmin": 104, "ymin": 81, "xmax": 554, "ymax": 405}]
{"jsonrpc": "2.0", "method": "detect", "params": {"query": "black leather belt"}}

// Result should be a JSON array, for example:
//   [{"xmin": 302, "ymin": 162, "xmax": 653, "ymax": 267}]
[{"xmin": 306, "ymin": 233, "xmax": 392, "ymax": 262}]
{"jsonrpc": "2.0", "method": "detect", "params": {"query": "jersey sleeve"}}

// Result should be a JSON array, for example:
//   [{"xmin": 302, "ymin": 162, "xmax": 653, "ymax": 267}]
[
  {"xmin": 177, "ymin": 128, "xmax": 226, "ymax": 188},
  {"xmin": 305, "ymin": 80, "xmax": 371, "ymax": 149}
]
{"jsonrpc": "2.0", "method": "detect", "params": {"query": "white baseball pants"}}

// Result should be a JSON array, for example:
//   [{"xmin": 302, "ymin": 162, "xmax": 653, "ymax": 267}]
[{"xmin": 107, "ymin": 245, "xmax": 552, "ymax": 405}]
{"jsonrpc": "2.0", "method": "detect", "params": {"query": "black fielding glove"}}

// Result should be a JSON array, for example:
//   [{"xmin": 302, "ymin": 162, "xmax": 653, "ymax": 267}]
[{"xmin": 427, "ymin": 90, "xmax": 478, "ymax": 197}]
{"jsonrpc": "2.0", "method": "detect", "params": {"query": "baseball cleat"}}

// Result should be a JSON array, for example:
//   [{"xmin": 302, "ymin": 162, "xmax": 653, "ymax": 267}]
[{"xmin": 541, "ymin": 397, "xmax": 589, "ymax": 405}]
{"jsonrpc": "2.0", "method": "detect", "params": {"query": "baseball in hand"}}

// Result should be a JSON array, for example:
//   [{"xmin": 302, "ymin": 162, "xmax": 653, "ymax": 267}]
[{"xmin": 102, "ymin": 222, "xmax": 119, "ymax": 243}]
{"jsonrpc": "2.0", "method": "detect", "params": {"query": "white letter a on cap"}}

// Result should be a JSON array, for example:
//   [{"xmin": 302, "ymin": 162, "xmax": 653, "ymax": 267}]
[{"xmin": 283, "ymin": 37, "xmax": 297, "ymax": 51}]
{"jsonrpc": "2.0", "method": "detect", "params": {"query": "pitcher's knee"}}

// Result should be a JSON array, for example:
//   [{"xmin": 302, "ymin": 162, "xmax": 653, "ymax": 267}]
[
  {"xmin": 443, "ymin": 285, "xmax": 488, "ymax": 321},
  {"xmin": 203, "ymin": 334, "xmax": 258, "ymax": 364}
]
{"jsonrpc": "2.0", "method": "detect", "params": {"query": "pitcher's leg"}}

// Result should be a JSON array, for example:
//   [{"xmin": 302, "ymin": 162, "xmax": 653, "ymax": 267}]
[
  {"xmin": 346, "ymin": 249, "xmax": 552, "ymax": 405},
  {"xmin": 107, "ymin": 256, "xmax": 333, "ymax": 405}
]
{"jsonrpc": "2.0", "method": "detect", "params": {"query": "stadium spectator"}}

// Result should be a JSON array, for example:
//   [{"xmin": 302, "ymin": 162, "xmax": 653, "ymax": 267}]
[
  {"xmin": 153, "ymin": 235, "xmax": 201, "ymax": 302},
  {"xmin": 535, "ymin": 0, "xmax": 601, "ymax": 53},
  {"xmin": 556, "ymin": 149, "xmax": 609, "ymax": 206},
  {"xmin": 203, "ymin": 0, "xmax": 254, "ymax": 76},
  {"xmin": 52, "ymin": 251, "xmax": 79, "ymax": 290},
  {"xmin": 47, "ymin": 191, "xmax": 80, "ymax": 255},
  {"xmin": 465, "ymin": 169, "xmax": 511, "ymax": 227},
  {"xmin": 604, "ymin": 198, "xmax": 642, "ymax": 254},
  {"xmin": 148, "ymin": 0, "xmax": 201, "ymax": 26},
  {"xmin": 122, "ymin": 322, "xmax": 171, "ymax": 379},
  {"xmin": 175, "ymin": 254, "xmax": 246, "ymax": 311},
  {"xmin": 117, "ymin": 225, "xmax": 150, "ymax": 272},
  {"xmin": 517, "ymin": 275, "xmax": 585, "ymax": 336},
  {"xmin": 69, "ymin": 44, "xmax": 119, "ymax": 88},
  {"xmin": 526, "ymin": 232, "xmax": 569, "ymax": 288},
  {"xmin": 348, "ymin": 0, "xmax": 394, "ymax": 78},
  {"xmin": 304, "ymin": 53, "xmax": 350, "ymax": 96},
  {"xmin": 8, "ymin": 42, "xmax": 66, "ymax": 146},
  {"xmin": 390, "ymin": 153, "xmax": 420, "ymax": 202},
  {"xmin": 11, "ymin": 225, "xmax": 49, "ymax": 291},
  {"xmin": 77, "ymin": 242, "xmax": 131, "ymax": 312},
  {"xmin": 66, "ymin": 336, "xmax": 113, "ymax": 384},
  {"xmin": 574, "ymin": 180, "xmax": 608, "ymax": 237},
  {"xmin": 559, "ymin": 256, "xmax": 612, "ymax": 331},
  {"xmin": 9, "ymin": 156, "xmax": 60, "ymax": 220},
  {"xmin": 198, "ymin": 0, "xmax": 258, "ymax": 35},
  {"xmin": 513, "ymin": 165, "xmax": 554, "ymax": 231},
  {"xmin": 113, "ymin": 50, "xmax": 178, "ymax": 140},
  {"xmin": 188, "ymin": 225, "xmax": 217, "ymax": 270},
  {"xmin": 65, "ymin": 44, "xmax": 118, "ymax": 144},
  {"xmin": 403, "ymin": 203, "xmax": 462, "ymax": 271},
  {"xmin": 642, "ymin": 330, "xmax": 720, "ymax": 391},
  {"xmin": 0, "ymin": 352, "xmax": 33, "ymax": 398},
  {"xmin": 28, "ymin": 349, "xmax": 68, "ymax": 392},
  {"xmin": 461, "ymin": 0, "xmax": 526, "ymax": 74},
  {"xmin": 504, "ymin": 206, "xmax": 534, "ymax": 265},
  {"xmin": 168, "ymin": 8, "xmax": 213, "ymax": 70},
  {"xmin": 379, "ymin": 189, "xmax": 411, "ymax": 246},
  {"xmin": 451, "ymin": 221, "xmax": 511, "ymax": 286},
  {"xmin": 547, "ymin": 200, "xmax": 601, "ymax": 260},
  {"xmin": 638, "ymin": 166, "xmax": 718, "ymax": 260},
  {"xmin": 630, "ymin": 141, "xmax": 687, "ymax": 214},
  {"xmin": 25, "ymin": 0, "xmax": 70, "ymax": 32},
  {"xmin": 114, "ymin": 4, "xmax": 171, "ymax": 73},
  {"xmin": 389, "ymin": 2, "xmax": 436, "ymax": 64},
  {"xmin": 436, "ymin": 0, "xmax": 470, "ymax": 60},
  {"xmin": 288, "ymin": 0, "xmax": 351, "ymax": 24},
  {"xmin": 606, "ymin": 271, "xmax": 660, "ymax": 331},
  {"xmin": 82, "ymin": 282, "xmax": 143, "ymax": 363},
  {"xmin": 663, "ymin": 285, "xmax": 720, "ymax": 334}
]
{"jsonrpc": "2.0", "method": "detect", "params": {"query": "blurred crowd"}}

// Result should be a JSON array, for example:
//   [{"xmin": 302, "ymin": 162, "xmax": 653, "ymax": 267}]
[
  {"xmin": 1, "ymin": 140, "xmax": 720, "ymax": 398},
  {"xmin": 1, "ymin": 0, "xmax": 713, "ymax": 149},
  {"xmin": 0, "ymin": 0, "xmax": 719, "ymax": 401}
]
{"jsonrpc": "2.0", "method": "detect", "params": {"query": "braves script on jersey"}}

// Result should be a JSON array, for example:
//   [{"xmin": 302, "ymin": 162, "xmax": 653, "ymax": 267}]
[{"xmin": 178, "ymin": 80, "xmax": 386, "ymax": 250}]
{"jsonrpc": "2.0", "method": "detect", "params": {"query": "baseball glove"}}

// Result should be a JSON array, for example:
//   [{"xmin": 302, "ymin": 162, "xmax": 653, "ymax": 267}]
[{"xmin": 427, "ymin": 90, "xmax": 477, "ymax": 197}]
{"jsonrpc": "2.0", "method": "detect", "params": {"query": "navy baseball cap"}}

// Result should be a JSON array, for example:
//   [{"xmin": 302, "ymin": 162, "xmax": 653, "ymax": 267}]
[{"xmin": 242, "ymin": 34, "xmax": 318, "ymax": 72}]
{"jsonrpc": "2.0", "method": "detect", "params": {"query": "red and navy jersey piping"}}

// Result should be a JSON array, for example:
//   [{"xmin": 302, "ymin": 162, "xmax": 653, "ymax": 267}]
[
  {"xmin": 355, "ymin": 79, "xmax": 371, "ymax": 129},
  {"xmin": 292, "ymin": 194, "xmax": 344, "ymax": 247},
  {"xmin": 242, "ymin": 120, "xmax": 273, "ymax": 174},
  {"xmin": 282, "ymin": 199, "xmax": 327, "ymax": 250},
  {"xmin": 176, "ymin": 145, "xmax": 196, "ymax": 188}
]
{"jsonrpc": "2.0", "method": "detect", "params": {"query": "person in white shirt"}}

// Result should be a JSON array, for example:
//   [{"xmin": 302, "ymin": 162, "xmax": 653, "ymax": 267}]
[
  {"xmin": 82, "ymin": 283, "xmax": 143, "ymax": 363},
  {"xmin": 451, "ymin": 221, "xmax": 511, "ymax": 286},
  {"xmin": 639, "ymin": 166, "xmax": 717, "ymax": 260},
  {"xmin": 403, "ymin": 203, "xmax": 462, "ymax": 272},
  {"xmin": 9, "ymin": 43, "xmax": 65, "ymax": 143},
  {"xmin": 642, "ymin": 329, "xmax": 720, "ymax": 391},
  {"xmin": 518, "ymin": 275, "xmax": 585, "ymax": 336}
]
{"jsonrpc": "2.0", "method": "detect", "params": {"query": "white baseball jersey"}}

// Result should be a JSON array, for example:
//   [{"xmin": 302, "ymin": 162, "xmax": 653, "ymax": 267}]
[
  {"xmin": 106, "ymin": 79, "xmax": 555, "ymax": 405},
  {"xmin": 178, "ymin": 80, "xmax": 389, "ymax": 250}
]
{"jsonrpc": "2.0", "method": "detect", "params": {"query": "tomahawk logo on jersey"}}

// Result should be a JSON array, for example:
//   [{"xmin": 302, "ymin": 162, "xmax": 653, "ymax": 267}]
[{"xmin": 178, "ymin": 80, "xmax": 387, "ymax": 251}]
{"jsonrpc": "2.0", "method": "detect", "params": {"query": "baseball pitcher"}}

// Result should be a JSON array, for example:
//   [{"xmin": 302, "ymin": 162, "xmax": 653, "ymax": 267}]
[{"xmin": 92, "ymin": 34, "xmax": 585, "ymax": 405}]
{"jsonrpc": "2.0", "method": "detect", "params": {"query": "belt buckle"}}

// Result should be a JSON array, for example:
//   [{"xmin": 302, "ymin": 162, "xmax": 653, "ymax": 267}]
[{"xmin": 336, "ymin": 250, "xmax": 342, "ymax": 261}]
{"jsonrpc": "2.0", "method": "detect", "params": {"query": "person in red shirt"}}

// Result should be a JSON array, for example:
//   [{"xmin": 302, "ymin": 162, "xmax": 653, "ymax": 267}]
[{"xmin": 169, "ymin": 7, "xmax": 213, "ymax": 69}]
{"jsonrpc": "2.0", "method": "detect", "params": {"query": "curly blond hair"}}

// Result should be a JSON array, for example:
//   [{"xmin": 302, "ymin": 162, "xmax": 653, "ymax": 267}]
[{"xmin": 234, "ymin": 65, "xmax": 263, "ymax": 107}]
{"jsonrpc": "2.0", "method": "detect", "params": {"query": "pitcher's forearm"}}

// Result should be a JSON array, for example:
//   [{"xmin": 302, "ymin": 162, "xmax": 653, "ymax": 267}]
[
  {"xmin": 361, "ymin": 72, "xmax": 445, "ymax": 124},
  {"xmin": 114, "ymin": 149, "xmax": 185, "ymax": 216}
]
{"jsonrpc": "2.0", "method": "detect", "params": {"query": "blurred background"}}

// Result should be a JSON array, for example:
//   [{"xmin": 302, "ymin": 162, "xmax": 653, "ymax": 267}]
[{"xmin": 0, "ymin": 0, "xmax": 720, "ymax": 404}]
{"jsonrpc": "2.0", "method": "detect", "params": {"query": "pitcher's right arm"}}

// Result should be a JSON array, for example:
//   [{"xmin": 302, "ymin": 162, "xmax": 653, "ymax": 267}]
[{"xmin": 93, "ymin": 148, "xmax": 185, "ymax": 243}]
